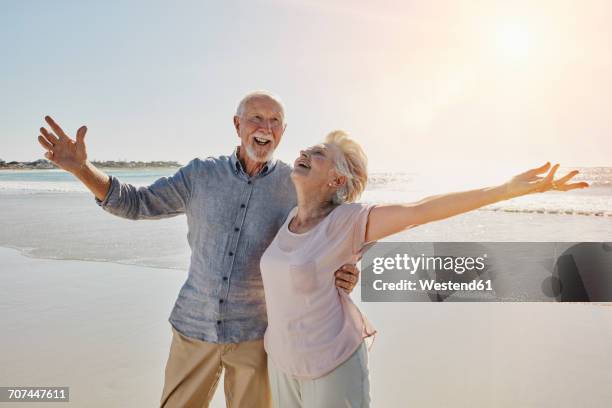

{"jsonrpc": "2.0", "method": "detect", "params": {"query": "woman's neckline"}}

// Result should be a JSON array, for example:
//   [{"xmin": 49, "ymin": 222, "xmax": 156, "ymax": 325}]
[{"xmin": 285, "ymin": 205, "xmax": 342, "ymax": 237}]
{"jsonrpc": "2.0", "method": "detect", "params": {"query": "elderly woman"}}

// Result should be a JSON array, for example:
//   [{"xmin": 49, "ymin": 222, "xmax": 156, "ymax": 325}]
[{"xmin": 259, "ymin": 131, "xmax": 587, "ymax": 407}]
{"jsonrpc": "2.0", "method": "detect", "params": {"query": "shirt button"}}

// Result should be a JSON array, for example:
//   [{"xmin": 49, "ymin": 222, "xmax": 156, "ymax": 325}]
[
  {"xmin": 219, "ymin": 299, "xmax": 224, "ymax": 304},
  {"xmin": 222, "ymin": 276, "xmax": 228, "ymax": 281},
  {"xmin": 240, "ymin": 204, "xmax": 246, "ymax": 208},
  {"xmin": 217, "ymin": 320, "xmax": 222, "ymax": 325},
  {"xmin": 229, "ymin": 251, "xmax": 234, "ymax": 256},
  {"xmin": 247, "ymin": 180, "xmax": 252, "ymax": 185},
  {"xmin": 234, "ymin": 227, "xmax": 239, "ymax": 232}
]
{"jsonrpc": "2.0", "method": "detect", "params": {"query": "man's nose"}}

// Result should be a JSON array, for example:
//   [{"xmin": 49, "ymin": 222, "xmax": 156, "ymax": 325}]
[{"xmin": 258, "ymin": 120, "xmax": 273, "ymax": 133}]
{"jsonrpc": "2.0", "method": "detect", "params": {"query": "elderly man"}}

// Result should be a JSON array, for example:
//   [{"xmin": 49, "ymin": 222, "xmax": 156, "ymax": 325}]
[{"xmin": 37, "ymin": 91, "xmax": 360, "ymax": 408}]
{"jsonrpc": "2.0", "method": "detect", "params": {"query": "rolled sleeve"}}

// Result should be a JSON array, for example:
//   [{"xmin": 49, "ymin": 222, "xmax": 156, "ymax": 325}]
[
  {"xmin": 95, "ymin": 175, "xmax": 121, "ymax": 208},
  {"xmin": 94, "ymin": 160, "xmax": 197, "ymax": 220}
]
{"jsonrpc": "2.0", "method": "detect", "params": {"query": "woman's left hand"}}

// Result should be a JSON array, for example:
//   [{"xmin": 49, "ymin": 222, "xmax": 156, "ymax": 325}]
[{"xmin": 505, "ymin": 162, "xmax": 589, "ymax": 198}]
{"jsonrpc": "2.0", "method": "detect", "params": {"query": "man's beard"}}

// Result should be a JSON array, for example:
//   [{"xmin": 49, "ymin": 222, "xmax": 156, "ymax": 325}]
[{"xmin": 245, "ymin": 132, "xmax": 275, "ymax": 162}]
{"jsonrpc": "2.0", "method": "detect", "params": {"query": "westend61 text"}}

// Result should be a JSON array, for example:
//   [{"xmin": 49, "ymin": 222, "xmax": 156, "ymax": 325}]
[{"xmin": 373, "ymin": 279, "xmax": 493, "ymax": 292}]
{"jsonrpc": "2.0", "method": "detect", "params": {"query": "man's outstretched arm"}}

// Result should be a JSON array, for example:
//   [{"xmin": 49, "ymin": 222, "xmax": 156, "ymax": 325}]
[{"xmin": 38, "ymin": 115, "xmax": 194, "ymax": 220}]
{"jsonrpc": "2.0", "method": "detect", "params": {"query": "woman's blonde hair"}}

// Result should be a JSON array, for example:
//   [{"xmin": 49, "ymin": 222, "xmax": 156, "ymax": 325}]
[{"xmin": 325, "ymin": 130, "xmax": 368, "ymax": 204}]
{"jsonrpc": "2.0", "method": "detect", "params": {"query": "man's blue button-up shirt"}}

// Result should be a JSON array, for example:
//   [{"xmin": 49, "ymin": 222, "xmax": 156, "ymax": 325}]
[{"xmin": 96, "ymin": 149, "xmax": 297, "ymax": 343}]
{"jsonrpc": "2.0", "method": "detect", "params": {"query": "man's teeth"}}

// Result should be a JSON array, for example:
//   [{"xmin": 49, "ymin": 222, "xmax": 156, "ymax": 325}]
[{"xmin": 254, "ymin": 137, "xmax": 271, "ymax": 145}]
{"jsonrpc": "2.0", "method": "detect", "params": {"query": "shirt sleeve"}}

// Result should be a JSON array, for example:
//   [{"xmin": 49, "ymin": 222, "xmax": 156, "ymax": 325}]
[
  {"xmin": 95, "ymin": 159, "xmax": 198, "ymax": 220},
  {"xmin": 350, "ymin": 203, "xmax": 377, "ymax": 255}
]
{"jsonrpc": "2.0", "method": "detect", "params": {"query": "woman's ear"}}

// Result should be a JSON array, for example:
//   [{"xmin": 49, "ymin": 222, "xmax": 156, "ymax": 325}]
[{"xmin": 333, "ymin": 174, "xmax": 347, "ymax": 188}]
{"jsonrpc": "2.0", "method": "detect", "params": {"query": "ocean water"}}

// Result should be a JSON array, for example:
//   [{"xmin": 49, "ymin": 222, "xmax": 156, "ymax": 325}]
[
  {"xmin": 1, "ymin": 166, "xmax": 611, "ymax": 215},
  {"xmin": 0, "ymin": 168, "xmax": 174, "ymax": 193},
  {"xmin": 0, "ymin": 167, "xmax": 611, "ymax": 269}
]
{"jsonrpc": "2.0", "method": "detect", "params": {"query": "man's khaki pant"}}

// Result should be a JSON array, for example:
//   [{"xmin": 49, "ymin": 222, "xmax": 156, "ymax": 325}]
[{"xmin": 160, "ymin": 326, "xmax": 271, "ymax": 408}]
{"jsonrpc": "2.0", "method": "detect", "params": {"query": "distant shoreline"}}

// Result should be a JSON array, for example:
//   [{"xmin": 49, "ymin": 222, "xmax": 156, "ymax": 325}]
[{"xmin": 0, "ymin": 159, "xmax": 182, "ymax": 170}]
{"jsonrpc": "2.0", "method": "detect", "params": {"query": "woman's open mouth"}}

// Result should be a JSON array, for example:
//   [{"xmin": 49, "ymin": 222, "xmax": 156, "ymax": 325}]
[{"xmin": 295, "ymin": 158, "xmax": 311, "ymax": 169}]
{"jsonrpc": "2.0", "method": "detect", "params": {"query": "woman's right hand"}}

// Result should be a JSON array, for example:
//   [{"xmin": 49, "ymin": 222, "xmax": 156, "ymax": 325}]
[{"xmin": 38, "ymin": 116, "xmax": 88, "ymax": 174}]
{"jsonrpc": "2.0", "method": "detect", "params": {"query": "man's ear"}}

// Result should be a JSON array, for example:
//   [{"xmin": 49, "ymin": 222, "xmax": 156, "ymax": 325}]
[{"xmin": 233, "ymin": 116, "xmax": 240, "ymax": 135}]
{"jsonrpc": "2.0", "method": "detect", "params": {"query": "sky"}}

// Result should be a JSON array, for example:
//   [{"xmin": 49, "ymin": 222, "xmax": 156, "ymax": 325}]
[{"xmin": 1, "ymin": 0, "xmax": 611, "ymax": 180}]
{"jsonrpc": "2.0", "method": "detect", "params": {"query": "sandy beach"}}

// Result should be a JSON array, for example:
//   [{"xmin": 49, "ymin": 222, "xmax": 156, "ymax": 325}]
[{"xmin": 2, "ymin": 245, "xmax": 611, "ymax": 407}]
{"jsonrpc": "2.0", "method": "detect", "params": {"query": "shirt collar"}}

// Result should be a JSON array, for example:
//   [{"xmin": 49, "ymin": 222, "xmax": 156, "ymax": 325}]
[{"xmin": 230, "ymin": 146, "xmax": 277, "ymax": 177}]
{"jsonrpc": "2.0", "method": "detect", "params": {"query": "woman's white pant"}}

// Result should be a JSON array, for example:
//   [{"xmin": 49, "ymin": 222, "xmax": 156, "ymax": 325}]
[{"xmin": 267, "ymin": 342, "xmax": 371, "ymax": 408}]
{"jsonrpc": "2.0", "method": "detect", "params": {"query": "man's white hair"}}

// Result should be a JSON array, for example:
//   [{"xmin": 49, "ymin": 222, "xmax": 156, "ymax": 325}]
[{"xmin": 236, "ymin": 90, "xmax": 286, "ymax": 121}]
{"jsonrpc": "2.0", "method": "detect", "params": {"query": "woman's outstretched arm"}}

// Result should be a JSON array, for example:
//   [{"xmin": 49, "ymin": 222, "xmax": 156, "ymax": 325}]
[{"xmin": 365, "ymin": 162, "xmax": 588, "ymax": 243}]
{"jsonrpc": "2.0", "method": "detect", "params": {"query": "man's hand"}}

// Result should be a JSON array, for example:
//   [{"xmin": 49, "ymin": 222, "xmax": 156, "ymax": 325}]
[
  {"xmin": 38, "ymin": 116, "xmax": 88, "ymax": 174},
  {"xmin": 335, "ymin": 264, "xmax": 360, "ymax": 294},
  {"xmin": 38, "ymin": 116, "xmax": 111, "ymax": 200}
]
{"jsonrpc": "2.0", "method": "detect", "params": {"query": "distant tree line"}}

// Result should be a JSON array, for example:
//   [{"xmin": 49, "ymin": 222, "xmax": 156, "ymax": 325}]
[{"xmin": 0, "ymin": 159, "xmax": 182, "ymax": 169}]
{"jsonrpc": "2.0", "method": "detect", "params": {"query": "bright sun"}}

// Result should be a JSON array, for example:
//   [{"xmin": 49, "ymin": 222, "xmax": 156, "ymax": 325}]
[{"xmin": 495, "ymin": 23, "xmax": 532, "ymax": 60}]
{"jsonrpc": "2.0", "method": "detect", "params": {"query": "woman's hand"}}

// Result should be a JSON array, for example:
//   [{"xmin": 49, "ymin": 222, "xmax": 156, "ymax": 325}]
[
  {"xmin": 504, "ymin": 162, "xmax": 589, "ymax": 199},
  {"xmin": 38, "ymin": 116, "xmax": 88, "ymax": 174}
]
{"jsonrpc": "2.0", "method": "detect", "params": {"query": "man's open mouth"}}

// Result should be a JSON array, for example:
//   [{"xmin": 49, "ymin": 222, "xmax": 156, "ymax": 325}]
[{"xmin": 254, "ymin": 137, "xmax": 272, "ymax": 146}]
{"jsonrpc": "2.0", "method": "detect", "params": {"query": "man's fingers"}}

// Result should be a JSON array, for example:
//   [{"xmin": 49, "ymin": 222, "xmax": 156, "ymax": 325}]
[
  {"xmin": 75, "ymin": 126, "xmax": 87, "ymax": 144},
  {"xmin": 40, "ymin": 132, "xmax": 57, "ymax": 147},
  {"xmin": 339, "ymin": 264, "xmax": 358, "ymax": 273},
  {"xmin": 44, "ymin": 115, "xmax": 70, "ymax": 140},
  {"xmin": 40, "ymin": 127, "xmax": 59, "ymax": 145},
  {"xmin": 335, "ymin": 278, "xmax": 352, "ymax": 293},
  {"xmin": 44, "ymin": 151, "xmax": 54, "ymax": 161},
  {"xmin": 77, "ymin": 126, "xmax": 87, "ymax": 143},
  {"xmin": 335, "ymin": 271, "xmax": 357, "ymax": 284},
  {"xmin": 38, "ymin": 135, "xmax": 53, "ymax": 150}
]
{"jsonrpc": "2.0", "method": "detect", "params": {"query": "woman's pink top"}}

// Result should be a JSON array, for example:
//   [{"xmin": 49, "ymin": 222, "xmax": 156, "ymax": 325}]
[{"xmin": 260, "ymin": 203, "xmax": 377, "ymax": 379}]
